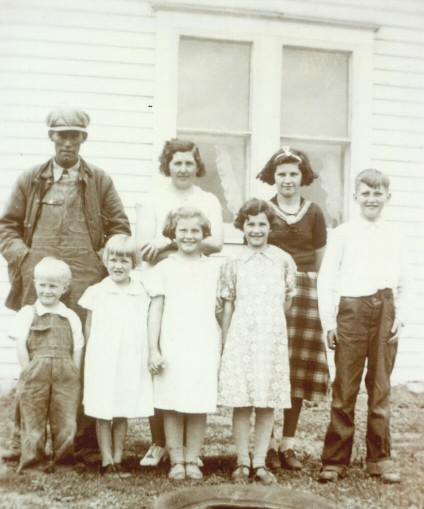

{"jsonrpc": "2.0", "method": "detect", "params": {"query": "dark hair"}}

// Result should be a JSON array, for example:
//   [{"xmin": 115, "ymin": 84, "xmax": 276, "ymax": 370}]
[
  {"xmin": 234, "ymin": 198, "xmax": 275, "ymax": 231},
  {"xmin": 355, "ymin": 169, "xmax": 390, "ymax": 192},
  {"xmin": 256, "ymin": 147, "xmax": 317, "ymax": 187},
  {"xmin": 162, "ymin": 206, "xmax": 211, "ymax": 240},
  {"xmin": 159, "ymin": 138, "xmax": 206, "ymax": 178}
]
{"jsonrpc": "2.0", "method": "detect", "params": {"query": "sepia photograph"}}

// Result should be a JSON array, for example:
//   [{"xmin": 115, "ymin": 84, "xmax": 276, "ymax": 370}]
[{"xmin": 0, "ymin": 0, "xmax": 423, "ymax": 507}]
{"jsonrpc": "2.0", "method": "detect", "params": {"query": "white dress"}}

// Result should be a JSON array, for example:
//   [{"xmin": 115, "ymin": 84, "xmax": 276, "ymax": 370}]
[
  {"xmin": 146, "ymin": 254, "xmax": 221, "ymax": 413},
  {"xmin": 218, "ymin": 246, "xmax": 297, "ymax": 408},
  {"xmin": 79, "ymin": 277, "xmax": 154, "ymax": 420}
]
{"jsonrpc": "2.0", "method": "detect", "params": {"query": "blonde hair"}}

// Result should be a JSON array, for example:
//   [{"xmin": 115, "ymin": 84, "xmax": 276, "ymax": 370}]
[
  {"xmin": 102, "ymin": 234, "xmax": 141, "ymax": 268},
  {"xmin": 355, "ymin": 169, "xmax": 390, "ymax": 191},
  {"xmin": 33, "ymin": 257, "xmax": 72, "ymax": 284}
]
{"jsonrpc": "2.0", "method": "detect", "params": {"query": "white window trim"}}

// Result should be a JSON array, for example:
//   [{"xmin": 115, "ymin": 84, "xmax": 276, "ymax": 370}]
[{"xmin": 153, "ymin": 6, "xmax": 376, "ymax": 241}]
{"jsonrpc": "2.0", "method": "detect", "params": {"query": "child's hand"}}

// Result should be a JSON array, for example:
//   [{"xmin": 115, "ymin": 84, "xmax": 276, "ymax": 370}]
[
  {"xmin": 388, "ymin": 317, "xmax": 403, "ymax": 344},
  {"xmin": 149, "ymin": 351, "xmax": 164, "ymax": 375},
  {"xmin": 327, "ymin": 329, "xmax": 338, "ymax": 350}
]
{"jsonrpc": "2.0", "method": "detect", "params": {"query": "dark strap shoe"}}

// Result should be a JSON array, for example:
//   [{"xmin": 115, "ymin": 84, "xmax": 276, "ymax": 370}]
[
  {"xmin": 279, "ymin": 448, "xmax": 303, "ymax": 471},
  {"xmin": 266, "ymin": 448, "xmax": 281, "ymax": 471}
]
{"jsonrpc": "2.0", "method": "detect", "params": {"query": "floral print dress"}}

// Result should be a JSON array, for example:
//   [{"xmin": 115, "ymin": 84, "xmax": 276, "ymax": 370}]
[{"xmin": 218, "ymin": 245, "xmax": 297, "ymax": 408}]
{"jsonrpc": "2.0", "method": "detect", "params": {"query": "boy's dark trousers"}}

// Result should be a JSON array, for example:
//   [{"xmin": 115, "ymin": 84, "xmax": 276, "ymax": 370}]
[{"xmin": 321, "ymin": 289, "xmax": 398, "ymax": 472}]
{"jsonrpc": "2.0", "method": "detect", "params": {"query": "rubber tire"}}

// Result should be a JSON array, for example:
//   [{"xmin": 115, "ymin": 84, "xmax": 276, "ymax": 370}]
[{"xmin": 153, "ymin": 483, "xmax": 337, "ymax": 509}]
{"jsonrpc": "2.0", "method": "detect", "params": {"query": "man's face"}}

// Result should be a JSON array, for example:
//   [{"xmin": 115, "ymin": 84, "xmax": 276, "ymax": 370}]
[{"xmin": 49, "ymin": 131, "xmax": 86, "ymax": 168}]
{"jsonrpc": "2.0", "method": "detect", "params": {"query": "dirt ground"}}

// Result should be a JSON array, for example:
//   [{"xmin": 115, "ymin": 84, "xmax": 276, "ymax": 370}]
[{"xmin": 0, "ymin": 383, "xmax": 424, "ymax": 509}]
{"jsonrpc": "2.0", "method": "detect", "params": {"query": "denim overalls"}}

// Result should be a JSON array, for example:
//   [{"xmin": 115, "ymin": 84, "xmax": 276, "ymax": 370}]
[{"xmin": 17, "ymin": 309, "xmax": 80, "ymax": 471}]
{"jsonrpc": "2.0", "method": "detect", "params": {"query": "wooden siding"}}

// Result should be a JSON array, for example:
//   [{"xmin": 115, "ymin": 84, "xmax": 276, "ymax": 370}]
[
  {"xmin": 0, "ymin": 0, "xmax": 423, "ymax": 390},
  {"xmin": 0, "ymin": 0, "xmax": 156, "ymax": 392}
]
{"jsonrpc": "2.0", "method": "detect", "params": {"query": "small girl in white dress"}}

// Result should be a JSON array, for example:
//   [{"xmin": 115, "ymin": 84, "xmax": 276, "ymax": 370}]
[
  {"xmin": 147, "ymin": 206, "xmax": 221, "ymax": 481},
  {"xmin": 218, "ymin": 198, "xmax": 297, "ymax": 485},
  {"xmin": 79, "ymin": 235, "xmax": 153, "ymax": 477}
]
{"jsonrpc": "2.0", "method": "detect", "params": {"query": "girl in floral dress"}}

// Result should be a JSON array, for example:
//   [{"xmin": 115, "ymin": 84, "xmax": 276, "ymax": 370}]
[{"xmin": 218, "ymin": 198, "xmax": 297, "ymax": 484}]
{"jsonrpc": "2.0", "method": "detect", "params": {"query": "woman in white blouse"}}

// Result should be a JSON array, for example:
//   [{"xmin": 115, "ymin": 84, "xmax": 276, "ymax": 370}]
[
  {"xmin": 136, "ymin": 138, "xmax": 224, "ymax": 266},
  {"xmin": 135, "ymin": 138, "xmax": 224, "ymax": 467}
]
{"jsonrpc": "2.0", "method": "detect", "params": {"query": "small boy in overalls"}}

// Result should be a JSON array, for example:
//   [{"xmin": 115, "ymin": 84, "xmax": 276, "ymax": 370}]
[
  {"xmin": 317, "ymin": 169, "xmax": 409, "ymax": 483},
  {"xmin": 9, "ymin": 257, "xmax": 83, "ymax": 472}
]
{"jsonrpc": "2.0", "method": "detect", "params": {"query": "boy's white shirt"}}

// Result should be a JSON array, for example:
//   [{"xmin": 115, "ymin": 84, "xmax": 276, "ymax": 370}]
[
  {"xmin": 8, "ymin": 300, "xmax": 84, "ymax": 351},
  {"xmin": 317, "ymin": 215, "xmax": 410, "ymax": 332}
]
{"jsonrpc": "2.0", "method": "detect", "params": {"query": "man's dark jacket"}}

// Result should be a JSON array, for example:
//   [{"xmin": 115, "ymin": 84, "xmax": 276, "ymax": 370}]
[{"xmin": 0, "ymin": 157, "xmax": 131, "ymax": 310}]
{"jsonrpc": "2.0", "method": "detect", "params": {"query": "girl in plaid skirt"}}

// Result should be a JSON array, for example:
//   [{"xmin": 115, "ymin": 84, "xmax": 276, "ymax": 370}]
[{"xmin": 257, "ymin": 147, "xmax": 330, "ymax": 471}]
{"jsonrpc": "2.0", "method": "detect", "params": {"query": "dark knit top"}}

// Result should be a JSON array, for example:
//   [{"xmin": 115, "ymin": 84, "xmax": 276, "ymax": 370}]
[{"xmin": 268, "ymin": 196, "xmax": 327, "ymax": 272}]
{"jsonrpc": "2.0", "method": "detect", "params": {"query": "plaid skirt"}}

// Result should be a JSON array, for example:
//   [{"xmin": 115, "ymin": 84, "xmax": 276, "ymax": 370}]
[{"xmin": 287, "ymin": 272, "xmax": 329, "ymax": 402}]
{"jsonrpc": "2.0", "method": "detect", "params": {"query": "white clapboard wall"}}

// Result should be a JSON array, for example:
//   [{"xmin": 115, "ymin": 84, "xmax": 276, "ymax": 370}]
[
  {"xmin": 0, "ymin": 0, "xmax": 156, "ymax": 392},
  {"xmin": 0, "ymin": 0, "xmax": 423, "ymax": 392}
]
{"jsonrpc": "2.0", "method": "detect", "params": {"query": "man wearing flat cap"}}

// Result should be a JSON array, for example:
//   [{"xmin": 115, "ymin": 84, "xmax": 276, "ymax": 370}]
[{"xmin": 0, "ymin": 107, "xmax": 131, "ymax": 461}]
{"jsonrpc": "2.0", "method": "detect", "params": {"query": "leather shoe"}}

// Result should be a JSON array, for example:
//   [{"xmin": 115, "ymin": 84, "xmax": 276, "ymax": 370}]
[
  {"xmin": 1, "ymin": 450, "xmax": 20, "ymax": 462},
  {"xmin": 369, "ymin": 470, "xmax": 400, "ymax": 483},
  {"xmin": 279, "ymin": 449, "xmax": 302, "ymax": 470},
  {"xmin": 318, "ymin": 465, "xmax": 348, "ymax": 483},
  {"xmin": 266, "ymin": 448, "xmax": 281, "ymax": 471},
  {"xmin": 367, "ymin": 459, "xmax": 400, "ymax": 483},
  {"xmin": 380, "ymin": 471, "xmax": 400, "ymax": 483}
]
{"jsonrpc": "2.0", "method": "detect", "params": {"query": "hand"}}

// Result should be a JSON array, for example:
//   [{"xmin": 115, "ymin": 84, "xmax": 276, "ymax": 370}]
[
  {"xmin": 327, "ymin": 329, "xmax": 338, "ymax": 350},
  {"xmin": 388, "ymin": 317, "xmax": 403, "ymax": 344},
  {"xmin": 140, "ymin": 238, "xmax": 171, "ymax": 263},
  {"xmin": 149, "ymin": 351, "xmax": 164, "ymax": 375}
]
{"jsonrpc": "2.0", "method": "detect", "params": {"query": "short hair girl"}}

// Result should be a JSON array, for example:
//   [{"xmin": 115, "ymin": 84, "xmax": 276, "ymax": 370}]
[
  {"xmin": 146, "ymin": 206, "xmax": 221, "ymax": 481},
  {"xmin": 218, "ymin": 198, "xmax": 297, "ymax": 484},
  {"xmin": 256, "ymin": 147, "xmax": 329, "ymax": 471},
  {"xmin": 79, "ymin": 234, "xmax": 153, "ymax": 478}
]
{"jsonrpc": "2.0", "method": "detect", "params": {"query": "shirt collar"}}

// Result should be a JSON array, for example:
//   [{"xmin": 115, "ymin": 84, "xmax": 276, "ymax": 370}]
[
  {"xmin": 34, "ymin": 300, "xmax": 69, "ymax": 317},
  {"xmin": 168, "ymin": 253, "xmax": 208, "ymax": 263},
  {"xmin": 239, "ymin": 245, "xmax": 280, "ymax": 263},
  {"xmin": 52, "ymin": 158, "xmax": 80, "ymax": 182},
  {"xmin": 164, "ymin": 181, "xmax": 201, "ymax": 197},
  {"xmin": 102, "ymin": 275, "xmax": 143, "ymax": 295},
  {"xmin": 354, "ymin": 215, "xmax": 386, "ymax": 229}
]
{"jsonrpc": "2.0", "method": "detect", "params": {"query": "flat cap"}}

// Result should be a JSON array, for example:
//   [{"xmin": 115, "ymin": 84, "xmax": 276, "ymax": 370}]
[{"xmin": 46, "ymin": 108, "xmax": 90, "ymax": 133}]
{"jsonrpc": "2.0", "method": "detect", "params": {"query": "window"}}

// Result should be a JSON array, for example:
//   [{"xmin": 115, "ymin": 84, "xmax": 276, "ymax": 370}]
[
  {"xmin": 177, "ymin": 38, "xmax": 251, "ymax": 223},
  {"xmin": 153, "ymin": 6, "xmax": 374, "ymax": 239},
  {"xmin": 280, "ymin": 47, "xmax": 350, "ymax": 227}
]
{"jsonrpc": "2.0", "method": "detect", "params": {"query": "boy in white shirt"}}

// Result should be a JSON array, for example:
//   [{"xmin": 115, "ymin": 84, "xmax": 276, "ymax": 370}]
[
  {"xmin": 317, "ymin": 169, "xmax": 408, "ymax": 484},
  {"xmin": 10, "ymin": 257, "xmax": 83, "ymax": 472}
]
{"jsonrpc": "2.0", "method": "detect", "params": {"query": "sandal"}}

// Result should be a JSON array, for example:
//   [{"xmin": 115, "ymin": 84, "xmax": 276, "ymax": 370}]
[
  {"xmin": 253, "ymin": 466, "xmax": 276, "ymax": 485},
  {"xmin": 185, "ymin": 462, "xmax": 203, "ymax": 480},
  {"xmin": 232, "ymin": 464, "xmax": 250, "ymax": 481},
  {"xmin": 169, "ymin": 462, "xmax": 185, "ymax": 481},
  {"xmin": 114, "ymin": 463, "xmax": 132, "ymax": 479}
]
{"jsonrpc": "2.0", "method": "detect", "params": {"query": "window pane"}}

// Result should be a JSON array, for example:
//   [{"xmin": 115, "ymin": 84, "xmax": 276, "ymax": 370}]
[
  {"xmin": 281, "ymin": 138, "xmax": 346, "ymax": 227},
  {"xmin": 178, "ymin": 132, "xmax": 247, "ymax": 223},
  {"xmin": 178, "ymin": 38, "xmax": 251, "ymax": 131},
  {"xmin": 281, "ymin": 47, "xmax": 349, "ymax": 137}
]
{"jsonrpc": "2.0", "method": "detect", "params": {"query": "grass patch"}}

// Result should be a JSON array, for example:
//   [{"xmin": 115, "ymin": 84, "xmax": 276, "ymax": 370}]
[{"xmin": 1, "ymin": 385, "xmax": 423, "ymax": 508}]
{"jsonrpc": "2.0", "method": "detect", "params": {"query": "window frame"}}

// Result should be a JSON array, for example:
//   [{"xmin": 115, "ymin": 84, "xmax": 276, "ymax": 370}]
[{"xmin": 153, "ymin": 6, "xmax": 375, "ymax": 242}]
